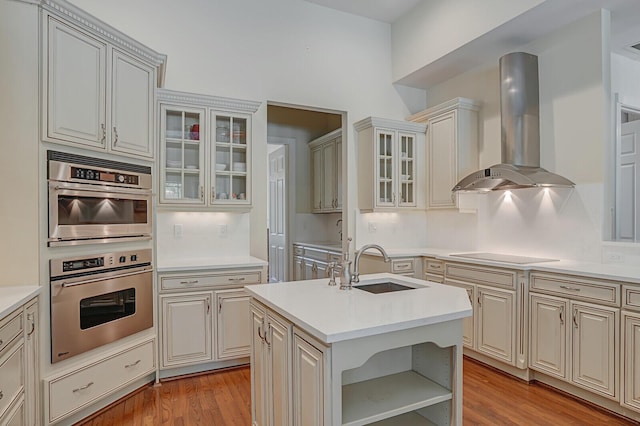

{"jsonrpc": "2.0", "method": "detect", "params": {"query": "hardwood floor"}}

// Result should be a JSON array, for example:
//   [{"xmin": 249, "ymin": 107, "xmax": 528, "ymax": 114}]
[{"xmin": 78, "ymin": 359, "xmax": 636, "ymax": 425}]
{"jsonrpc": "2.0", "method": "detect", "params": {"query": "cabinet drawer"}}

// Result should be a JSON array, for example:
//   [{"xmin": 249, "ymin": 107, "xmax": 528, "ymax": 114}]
[
  {"xmin": 391, "ymin": 259, "xmax": 414, "ymax": 274},
  {"xmin": 0, "ymin": 344, "xmax": 23, "ymax": 419},
  {"xmin": 445, "ymin": 262, "xmax": 517, "ymax": 289},
  {"xmin": 161, "ymin": 270, "xmax": 263, "ymax": 290},
  {"xmin": 0, "ymin": 311, "xmax": 23, "ymax": 357},
  {"xmin": 303, "ymin": 248, "xmax": 330, "ymax": 262},
  {"xmin": 425, "ymin": 273, "xmax": 444, "ymax": 284},
  {"xmin": 424, "ymin": 258, "xmax": 444, "ymax": 274},
  {"xmin": 622, "ymin": 285, "xmax": 640, "ymax": 311},
  {"xmin": 530, "ymin": 272, "xmax": 620, "ymax": 306},
  {"xmin": 48, "ymin": 339, "xmax": 155, "ymax": 423}
]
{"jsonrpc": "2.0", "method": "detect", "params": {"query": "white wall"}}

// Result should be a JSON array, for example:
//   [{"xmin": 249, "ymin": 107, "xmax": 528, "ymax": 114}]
[
  {"xmin": 424, "ymin": 10, "xmax": 611, "ymax": 261},
  {"xmin": 69, "ymin": 0, "xmax": 426, "ymax": 261},
  {"xmin": 612, "ymin": 52, "xmax": 640, "ymax": 101},
  {"xmin": 391, "ymin": 0, "xmax": 545, "ymax": 82},
  {"xmin": 0, "ymin": 0, "xmax": 40, "ymax": 286}
]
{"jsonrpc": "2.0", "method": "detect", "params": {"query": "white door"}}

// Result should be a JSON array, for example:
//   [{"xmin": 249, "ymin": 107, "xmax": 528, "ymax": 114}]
[
  {"xmin": 215, "ymin": 289, "xmax": 251, "ymax": 360},
  {"xmin": 268, "ymin": 146, "xmax": 288, "ymax": 282},
  {"xmin": 617, "ymin": 117, "xmax": 640, "ymax": 241},
  {"xmin": 110, "ymin": 49, "xmax": 154, "ymax": 157}
]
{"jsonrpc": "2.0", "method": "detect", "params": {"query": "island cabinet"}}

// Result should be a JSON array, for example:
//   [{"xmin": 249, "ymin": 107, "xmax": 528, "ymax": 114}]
[
  {"xmin": 310, "ymin": 129, "xmax": 342, "ymax": 213},
  {"xmin": 0, "ymin": 297, "xmax": 38, "ymax": 426},
  {"xmin": 247, "ymin": 274, "xmax": 470, "ymax": 426},
  {"xmin": 157, "ymin": 89, "xmax": 261, "ymax": 210},
  {"xmin": 423, "ymin": 257, "xmax": 444, "ymax": 284},
  {"xmin": 622, "ymin": 285, "xmax": 640, "ymax": 412},
  {"xmin": 357, "ymin": 254, "xmax": 418, "ymax": 278},
  {"xmin": 444, "ymin": 262, "xmax": 528, "ymax": 369},
  {"xmin": 408, "ymin": 98, "xmax": 479, "ymax": 210},
  {"xmin": 355, "ymin": 117, "xmax": 427, "ymax": 212},
  {"xmin": 158, "ymin": 266, "xmax": 265, "ymax": 378},
  {"xmin": 41, "ymin": 1, "xmax": 166, "ymax": 159},
  {"xmin": 528, "ymin": 272, "xmax": 620, "ymax": 400}
]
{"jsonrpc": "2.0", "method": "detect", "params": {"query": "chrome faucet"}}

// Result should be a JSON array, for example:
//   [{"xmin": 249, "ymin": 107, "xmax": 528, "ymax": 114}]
[{"xmin": 339, "ymin": 241, "xmax": 391, "ymax": 290}]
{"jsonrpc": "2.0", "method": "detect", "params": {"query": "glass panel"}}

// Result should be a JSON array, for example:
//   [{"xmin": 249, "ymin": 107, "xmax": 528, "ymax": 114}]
[
  {"xmin": 232, "ymin": 117, "xmax": 247, "ymax": 145},
  {"xmin": 183, "ymin": 174, "xmax": 200, "ymax": 200},
  {"xmin": 184, "ymin": 143, "xmax": 200, "ymax": 170},
  {"xmin": 57, "ymin": 196, "xmax": 148, "ymax": 225},
  {"xmin": 216, "ymin": 145, "xmax": 231, "ymax": 170},
  {"xmin": 165, "ymin": 110, "xmax": 184, "ymax": 139},
  {"xmin": 185, "ymin": 112, "xmax": 200, "ymax": 141},
  {"xmin": 231, "ymin": 176, "xmax": 247, "ymax": 200},
  {"xmin": 231, "ymin": 146, "xmax": 247, "ymax": 172},
  {"xmin": 216, "ymin": 175, "xmax": 231, "ymax": 200},
  {"xmin": 165, "ymin": 171, "xmax": 182, "ymax": 199},
  {"xmin": 165, "ymin": 141, "xmax": 183, "ymax": 168},
  {"xmin": 215, "ymin": 116, "xmax": 231, "ymax": 143},
  {"xmin": 80, "ymin": 288, "xmax": 136, "ymax": 329}
]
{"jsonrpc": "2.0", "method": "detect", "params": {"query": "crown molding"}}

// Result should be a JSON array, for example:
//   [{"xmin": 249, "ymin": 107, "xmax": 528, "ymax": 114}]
[
  {"xmin": 407, "ymin": 97, "xmax": 480, "ymax": 123},
  {"xmin": 38, "ymin": 0, "xmax": 167, "ymax": 84},
  {"xmin": 353, "ymin": 116, "xmax": 427, "ymax": 133},
  {"xmin": 308, "ymin": 128, "xmax": 342, "ymax": 148},
  {"xmin": 157, "ymin": 88, "xmax": 261, "ymax": 114}
]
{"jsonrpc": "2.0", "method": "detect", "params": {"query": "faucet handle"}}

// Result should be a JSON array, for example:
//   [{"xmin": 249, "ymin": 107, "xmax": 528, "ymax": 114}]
[
  {"xmin": 344, "ymin": 237, "xmax": 352, "ymax": 261},
  {"xmin": 328, "ymin": 262, "xmax": 337, "ymax": 286}
]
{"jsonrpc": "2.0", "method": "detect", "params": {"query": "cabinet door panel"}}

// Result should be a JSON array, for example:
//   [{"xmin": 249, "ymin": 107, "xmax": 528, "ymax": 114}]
[
  {"xmin": 111, "ymin": 49, "xmax": 154, "ymax": 157},
  {"xmin": 375, "ymin": 130, "xmax": 395, "ymax": 208},
  {"xmin": 292, "ymin": 334, "xmax": 324, "ymax": 426},
  {"xmin": 477, "ymin": 286, "xmax": 516, "ymax": 364},
  {"xmin": 161, "ymin": 293, "xmax": 212, "ymax": 367},
  {"xmin": 428, "ymin": 111, "xmax": 457, "ymax": 208},
  {"xmin": 47, "ymin": 18, "xmax": 106, "ymax": 147},
  {"xmin": 311, "ymin": 146, "xmax": 323, "ymax": 212},
  {"xmin": 530, "ymin": 294, "xmax": 567, "ymax": 378},
  {"xmin": 321, "ymin": 143, "xmax": 336, "ymax": 211},
  {"xmin": 571, "ymin": 302, "xmax": 617, "ymax": 398},
  {"xmin": 623, "ymin": 312, "xmax": 640, "ymax": 411},
  {"xmin": 215, "ymin": 290, "xmax": 251, "ymax": 360},
  {"xmin": 269, "ymin": 314, "xmax": 291, "ymax": 426},
  {"xmin": 335, "ymin": 139, "xmax": 343, "ymax": 210}
]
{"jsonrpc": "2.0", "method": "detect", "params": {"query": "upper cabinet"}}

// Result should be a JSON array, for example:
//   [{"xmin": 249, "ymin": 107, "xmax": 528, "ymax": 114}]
[
  {"xmin": 408, "ymin": 98, "xmax": 480, "ymax": 210},
  {"xmin": 355, "ymin": 117, "xmax": 426, "ymax": 212},
  {"xmin": 41, "ymin": 0, "xmax": 166, "ymax": 160},
  {"xmin": 157, "ymin": 89, "xmax": 260, "ymax": 210},
  {"xmin": 309, "ymin": 129, "xmax": 342, "ymax": 213}
]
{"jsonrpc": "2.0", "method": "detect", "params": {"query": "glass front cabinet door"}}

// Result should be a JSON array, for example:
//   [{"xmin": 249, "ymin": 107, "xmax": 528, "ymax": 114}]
[
  {"xmin": 157, "ymin": 89, "xmax": 259, "ymax": 210},
  {"xmin": 160, "ymin": 105, "xmax": 206, "ymax": 204}
]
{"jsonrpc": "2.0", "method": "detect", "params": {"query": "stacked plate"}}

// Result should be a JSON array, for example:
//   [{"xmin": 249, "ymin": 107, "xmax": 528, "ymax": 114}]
[{"xmin": 233, "ymin": 162, "xmax": 246, "ymax": 172}]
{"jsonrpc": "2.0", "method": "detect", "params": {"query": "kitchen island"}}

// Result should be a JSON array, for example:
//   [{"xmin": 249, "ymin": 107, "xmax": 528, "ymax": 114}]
[{"xmin": 245, "ymin": 273, "xmax": 472, "ymax": 425}]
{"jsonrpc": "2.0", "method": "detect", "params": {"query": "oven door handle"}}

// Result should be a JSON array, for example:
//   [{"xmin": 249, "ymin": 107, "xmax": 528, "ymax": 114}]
[
  {"xmin": 51, "ymin": 184, "xmax": 152, "ymax": 197},
  {"xmin": 60, "ymin": 269, "xmax": 151, "ymax": 288}
]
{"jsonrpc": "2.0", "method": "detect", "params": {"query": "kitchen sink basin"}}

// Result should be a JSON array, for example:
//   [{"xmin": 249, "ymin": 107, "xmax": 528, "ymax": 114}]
[{"xmin": 355, "ymin": 282, "xmax": 416, "ymax": 294}]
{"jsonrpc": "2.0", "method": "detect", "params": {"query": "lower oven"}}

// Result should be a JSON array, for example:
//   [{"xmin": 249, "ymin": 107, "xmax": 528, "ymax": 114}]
[{"xmin": 50, "ymin": 249, "xmax": 153, "ymax": 363}]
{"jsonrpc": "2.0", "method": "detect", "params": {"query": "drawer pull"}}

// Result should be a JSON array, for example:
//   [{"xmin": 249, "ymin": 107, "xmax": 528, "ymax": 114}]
[
  {"xmin": 0, "ymin": 339, "xmax": 3, "ymax": 346},
  {"xmin": 0, "ymin": 390, "xmax": 3, "ymax": 400},
  {"xmin": 228, "ymin": 277, "xmax": 245, "ymax": 282},
  {"xmin": 72, "ymin": 382, "xmax": 94, "ymax": 393},
  {"xmin": 559, "ymin": 305, "xmax": 565, "ymax": 325},
  {"xmin": 125, "ymin": 359, "xmax": 141, "ymax": 369},
  {"xmin": 396, "ymin": 264, "xmax": 410, "ymax": 269},
  {"xmin": 560, "ymin": 285, "xmax": 581, "ymax": 292},
  {"xmin": 430, "ymin": 264, "xmax": 441, "ymax": 269},
  {"xmin": 180, "ymin": 280, "xmax": 199, "ymax": 285},
  {"xmin": 573, "ymin": 308, "xmax": 579, "ymax": 328}
]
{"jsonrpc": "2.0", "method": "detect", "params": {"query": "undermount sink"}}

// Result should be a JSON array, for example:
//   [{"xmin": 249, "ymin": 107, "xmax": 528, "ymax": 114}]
[{"xmin": 355, "ymin": 282, "xmax": 416, "ymax": 294}]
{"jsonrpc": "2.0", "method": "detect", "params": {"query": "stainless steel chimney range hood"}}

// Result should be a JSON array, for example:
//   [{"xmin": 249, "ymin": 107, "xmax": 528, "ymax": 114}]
[{"xmin": 452, "ymin": 52, "xmax": 574, "ymax": 192}]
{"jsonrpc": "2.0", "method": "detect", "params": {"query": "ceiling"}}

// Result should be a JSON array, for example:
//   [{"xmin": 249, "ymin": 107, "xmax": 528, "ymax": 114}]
[{"xmin": 303, "ymin": 0, "xmax": 640, "ymax": 88}]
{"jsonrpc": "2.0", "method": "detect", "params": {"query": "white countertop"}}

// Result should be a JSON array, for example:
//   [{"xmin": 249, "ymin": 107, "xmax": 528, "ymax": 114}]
[
  {"xmin": 157, "ymin": 256, "xmax": 267, "ymax": 273},
  {"xmin": 0, "ymin": 286, "xmax": 40, "ymax": 319},
  {"xmin": 245, "ymin": 273, "xmax": 472, "ymax": 344},
  {"xmin": 363, "ymin": 247, "xmax": 640, "ymax": 284}
]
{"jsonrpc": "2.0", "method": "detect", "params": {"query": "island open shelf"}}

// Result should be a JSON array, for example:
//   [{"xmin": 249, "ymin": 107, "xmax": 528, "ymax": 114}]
[
  {"xmin": 342, "ymin": 370, "xmax": 452, "ymax": 425},
  {"xmin": 368, "ymin": 411, "xmax": 438, "ymax": 425}
]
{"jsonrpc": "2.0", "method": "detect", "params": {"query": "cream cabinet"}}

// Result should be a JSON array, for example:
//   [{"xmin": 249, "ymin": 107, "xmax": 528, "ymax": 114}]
[
  {"xmin": 160, "ymin": 292, "xmax": 213, "ymax": 368},
  {"xmin": 529, "ymin": 272, "xmax": 620, "ymax": 400},
  {"xmin": 444, "ymin": 262, "xmax": 526, "ymax": 368},
  {"xmin": 292, "ymin": 332, "xmax": 326, "ymax": 426},
  {"xmin": 158, "ymin": 266, "xmax": 265, "ymax": 376},
  {"xmin": 251, "ymin": 300, "xmax": 293, "ymax": 426},
  {"xmin": 42, "ymin": 6, "xmax": 165, "ymax": 159},
  {"xmin": 623, "ymin": 310, "xmax": 640, "ymax": 412},
  {"xmin": 357, "ymin": 254, "xmax": 417, "ymax": 278},
  {"xmin": 0, "ymin": 297, "xmax": 38, "ymax": 426},
  {"xmin": 309, "ymin": 129, "xmax": 342, "ymax": 213},
  {"xmin": 408, "ymin": 98, "xmax": 479, "ymax": 209},
  {"xmin": 355, "ymin": 117, "xmax": 426, "ymax": 212},
  {"xmin": 291, "ymin": 244, "xmax": 341, "ymax": 282},
  {"xmin": 157, "ymin": 89, "xmax": 260, "ymax": 210}
]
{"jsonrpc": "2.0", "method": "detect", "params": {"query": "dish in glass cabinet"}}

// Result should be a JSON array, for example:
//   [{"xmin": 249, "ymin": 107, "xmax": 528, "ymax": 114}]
[{"xmin": 215, "ymin": 163, "xmax": 227, "ymax": 171}]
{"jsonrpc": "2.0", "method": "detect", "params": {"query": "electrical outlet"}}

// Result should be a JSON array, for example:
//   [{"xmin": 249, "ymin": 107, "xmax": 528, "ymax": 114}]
[
  {"xmin": 219, "ymin": 224, "xmax": 228, "ymax": 237},
  {"xmin": 368, "ymin": 222, "xmax": 377, "ymax": 233},
  {"xmin": 605, "ymin": 253, "xmax": 624, "ymax": 263},
  {"xmin": 173, "ymin": 224, "xmax": 183, "ymax": 238}
]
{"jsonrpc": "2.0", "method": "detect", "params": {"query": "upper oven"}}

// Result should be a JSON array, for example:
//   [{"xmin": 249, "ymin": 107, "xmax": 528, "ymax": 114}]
[{"xmin": 47, "ymin": 150, "xmax": 153, "ymax": 246}]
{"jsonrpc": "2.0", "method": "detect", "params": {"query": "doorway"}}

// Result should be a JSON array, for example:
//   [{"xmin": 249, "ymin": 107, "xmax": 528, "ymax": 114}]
[{"xmin": 266, "ymin": 104, "xmax": 344, "ymax": 282}]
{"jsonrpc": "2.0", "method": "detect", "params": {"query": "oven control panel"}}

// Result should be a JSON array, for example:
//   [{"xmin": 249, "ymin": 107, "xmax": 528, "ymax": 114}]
[
  {"xmin": 71, "ymin": 166, "xmax": 140, "ymax": 186},
  {"xmin": 51, "ymin": 249, "xmax": 152, "ymax": 278}
]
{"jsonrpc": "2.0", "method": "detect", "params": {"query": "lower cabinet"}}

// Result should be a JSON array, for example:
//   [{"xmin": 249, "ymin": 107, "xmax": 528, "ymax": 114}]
[
  {"xmin": 529, "ymin": 292, "xmax": 619, "ymax": 399},
  {"xmin": 476, "ymin": 286, "xmax": 516, "ymax": 364},
  {"xmin": 251, "ymin": 300, "xmax": 327, "ymax": 426},
  {"xmin": 158, "ymin": 267, "xmax": 265, "ymax": 375},
  {"xmin": 292, "ymin": 244, "xmax": 341, "ymax": 282},
  {"xmin": 622, "ymin": 310, "xmax": 640, "ymax": 411},
  {"xmin": 0, "ymin": 296, "xmax": 38, "ymax": 426}
]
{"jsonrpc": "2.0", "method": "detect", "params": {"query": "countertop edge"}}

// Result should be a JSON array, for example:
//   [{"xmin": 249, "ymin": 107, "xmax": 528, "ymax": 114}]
[{"xmin": 0, "ymin": 286, "xmax": 41, "ymax": 319}]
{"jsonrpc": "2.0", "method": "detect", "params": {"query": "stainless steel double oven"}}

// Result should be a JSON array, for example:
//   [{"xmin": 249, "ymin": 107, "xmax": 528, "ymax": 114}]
[{"xmin": 47, "ymin": 151, "xmax": 154, "ymax": 363}]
